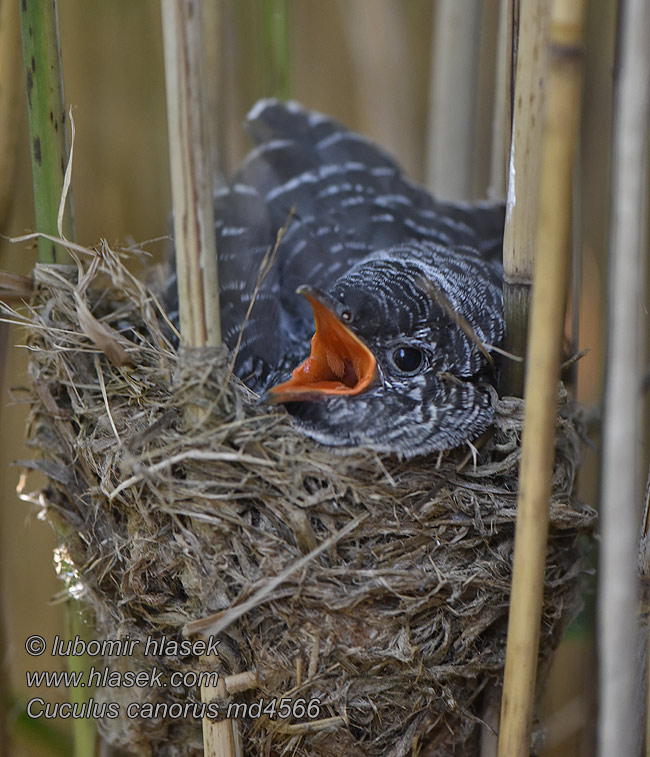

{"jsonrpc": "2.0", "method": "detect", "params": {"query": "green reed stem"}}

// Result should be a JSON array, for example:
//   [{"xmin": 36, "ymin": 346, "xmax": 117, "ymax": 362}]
[{"xmin": 20, "ymin": 0, "xmax": 74, "ymax": 262}]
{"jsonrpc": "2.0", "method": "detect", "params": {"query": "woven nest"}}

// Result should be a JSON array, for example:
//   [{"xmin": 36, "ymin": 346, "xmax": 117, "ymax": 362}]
[{"xmin": 17, "ymin": 245, "xmax": 596, "ymax": 756}]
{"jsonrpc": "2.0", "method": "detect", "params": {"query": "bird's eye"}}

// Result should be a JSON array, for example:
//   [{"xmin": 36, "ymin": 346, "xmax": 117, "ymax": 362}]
[
  {"xmin": 391, "ymin": 345, "xmax": 425, "ymax": 374},
  {"xmin": 341, "ymin": 309, "xmax": 352, "ymax": 322}
]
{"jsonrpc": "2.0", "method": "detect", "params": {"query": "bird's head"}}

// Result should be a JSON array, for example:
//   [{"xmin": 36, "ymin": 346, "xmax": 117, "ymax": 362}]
[{"xmin": 265, "ymin": 248, "xmax": 503, "ymax": 458}]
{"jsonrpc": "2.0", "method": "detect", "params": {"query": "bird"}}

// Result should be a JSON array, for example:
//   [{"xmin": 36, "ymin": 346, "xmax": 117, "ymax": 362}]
[{"xmin": 168, "ymin": 99, "xmax": 505, "ymax": 459}]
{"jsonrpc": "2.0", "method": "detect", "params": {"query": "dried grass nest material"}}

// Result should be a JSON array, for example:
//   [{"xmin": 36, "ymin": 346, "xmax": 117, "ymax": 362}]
[{"xmin": 19, "ymin": 248, "xmax": 596, "ymax": 757}]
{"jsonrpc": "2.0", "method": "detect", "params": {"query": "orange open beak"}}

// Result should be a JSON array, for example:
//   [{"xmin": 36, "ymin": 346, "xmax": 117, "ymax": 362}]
[{"xmin": 267, "ymin": 286, "xmax": 377, "ymax": 402}]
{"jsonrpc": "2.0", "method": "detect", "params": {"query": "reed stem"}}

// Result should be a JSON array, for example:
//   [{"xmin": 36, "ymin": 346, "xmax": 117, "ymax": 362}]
[
  {"xmin": 161, "ymin": 0, "xmax": 221, "ymax": 349},
  {"xmin": 18, "ymin": 3, "xmax": 97, "ymax": 754},
  {"xmin": 499, "ymin": 0, "xmax": 548, "ymax": 397},
  {"xmin": 488, "ymin": 0, "xmax": 511, "ymax": 200},
  {"xmin": 598, "ymin": 0, "xmax": 650, "ymax": 753},
  {"xmin": 427, "ymin": 0, "xmax": 481, "ymax": 200},
  {"xmin": 64, "ymin": 604, "xmax": 96, "ymax": 757},
  {"xmin": 0, "ymin": 0, "xmax": 21, "ymax": 226},
  {"xmin": 161, "ymin": 2, "xmax": 227, "ymax": 753},
  {"xmin": 497, "ymin": 0, "xmax": 585, "ymax": 753},
  {"xmin": 19, "ymin": 0, "xmax": 74, "ymax": 262},
  {"xmin": 261, "ymin": 0, "xmax": 290, "ymax": 100}
]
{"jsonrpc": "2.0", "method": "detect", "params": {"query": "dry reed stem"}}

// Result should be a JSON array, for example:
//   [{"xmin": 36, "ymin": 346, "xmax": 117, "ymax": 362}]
[
  {"xmin": 161, "ymin": 0, "xmax": 221, "ymax": 349},
  {"xmin": 488, "ymin": 0, "xmax": 511, "ymax": 200},
  {"xmin": 480, "ymin": 681, "xmax": 500, "ymax": 756},
  {"xmin": 199, "ymin": 671, "xmax": 257, "ymax": 756},
  {"xmin": 161, "ymin": 1, "xmax": 226, "ymax": 752},
  {"xmin": 503, "ymin": 0, "xmax": 516, "ymax": 182},
  {"xmin": 224, "ymin": 671, "xmax": 258, "ymax": 695},
  {"xmin": 499, "ymin": 0, "xmax": 549, "ymax": 397},
  {"xmin": 472, "ymin": 1, "xmax": 501, "ymax": 199},
  {"xmin": 497, "ymin": 0, "xmax": 585, "ymax": 754},
  {"xmin": 202, "ymin": 0, "xmax": 222, "ymax": 181},
  {"xmin": 200, "ymin": 662, "xmax": 241, "ymax": 757},
  {"xmin": 599, "ymin": 0, "xmax": 650, "ymax": 754},
  {"xmin": 643, "ymin": 469, "xmax": 650, "ymax": 756},
  {"xmin": 339, "ymin": 1, "xmax": 416, "ymax": 175},
  {"xmin": 427, "ymin": 0, "xmax": 481, "ymax": 200}
]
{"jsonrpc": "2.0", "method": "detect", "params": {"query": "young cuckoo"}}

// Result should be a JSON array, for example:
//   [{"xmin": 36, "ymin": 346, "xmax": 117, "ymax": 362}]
[{"xmin": 168, "ymin": 100, "xmax": 505, "ymax": 458}]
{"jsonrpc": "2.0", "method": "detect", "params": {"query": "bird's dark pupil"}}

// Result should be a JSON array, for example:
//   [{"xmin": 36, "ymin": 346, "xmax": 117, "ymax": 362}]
[{"xmin": 393, "ymin": 346, "xmax": 423, "ymax": 373}]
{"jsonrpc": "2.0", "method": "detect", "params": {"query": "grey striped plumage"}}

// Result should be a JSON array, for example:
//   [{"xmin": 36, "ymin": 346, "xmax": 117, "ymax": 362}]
[{"xmin": 167, "ymin": 100, "xmax": 505, "ymax": 458}]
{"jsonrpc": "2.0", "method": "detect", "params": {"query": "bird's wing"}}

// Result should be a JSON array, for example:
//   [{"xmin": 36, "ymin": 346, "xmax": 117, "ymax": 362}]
[
  {"xmin": 184, "ymin": 99, "xmax": 504, "ymax": 388},
  {"xmin": 234, "ymin": 99, "xmax": 504, "ymax": 294}
]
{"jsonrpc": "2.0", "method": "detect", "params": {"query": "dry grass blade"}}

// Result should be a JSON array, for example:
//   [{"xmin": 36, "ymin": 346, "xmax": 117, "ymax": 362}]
[
  {"xmin": 184, "ymin": 514, "xmax": 367, "ymax": 637},
  {"xmin": 51, "ymin": 249, "xmax": 135, "ymax": 368},
  {"xmin": 419, "ymin": 275, "xmax": 495, "ymax": 371},
  {"xmin": 224, "ymin": 210, "xmax": 293, "ymax": 387},
  {"xmin": 73, "ymin": 297, "xmax": 133, "ymax": 369}
]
